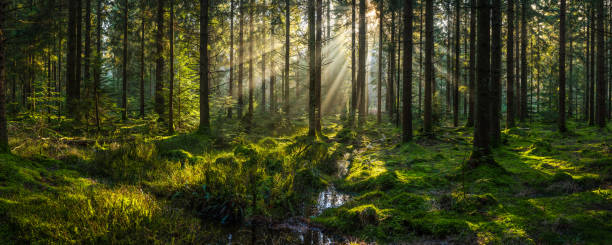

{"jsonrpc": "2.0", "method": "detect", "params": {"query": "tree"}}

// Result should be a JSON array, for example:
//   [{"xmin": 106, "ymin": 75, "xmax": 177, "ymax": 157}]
[
  {"xmin": 316, "ymin": 0, "xmax": 322, "ymax": 133},
  {"xmin": 424, "ymin": 0, "xmax": 433, "ymax": 134},
  {"xmin": 506, "ymin": 0, "xmax": 515, "ymax": 128},
  {"xmin": 155, "ymin": 0, "xmax": 165, "ymax": 122},
  {"xmin": 140, "ymin": 2, "xmax": 145, "ymax": 118},
  {"xmin": 452, "ymin": 0, "xmax": 460, "ymax": 128},
  {"xmin": 0, "ymin": 0, "xmax": 8, "ymax": 153},
  {"xmin": 238, "ymin": 0, "xmax": 244, "ymax": 118},
  {"xmin": 388, "ymin": 9, "xmax": 396, "ymax": 122},
  {"xmin": 520, "ymin": 0, "xmax": 528, "ymax": 122},
  {"xmin": 595, "ymin": 0, "xmax": 606, "ymax": 127},
  {"xmin": 558, "ymin": 0, "xmax": 567, "ymax": 132},
  {"xmin": 470, "ymin": 0, "xmax": 492, "ymax": 165},
  {"xmin": 490, "ymin": 0, "xmax": 501, "ymax": 144},
  {"xmin": 284, "ymin": 0, "xmax": 290, "ymax": 115},
  {"xmin": 248, "ymin": 0, "xmax": 254, "ymax": 120},
  {"xmin": 199, "ymin": 0, "xmax": 210, "ymax": 132},
  {"xmin": 168, "ymin": 0, "xmax": 175, "ymax": 132},
  {"xmin": 261, "ymin": 0, "xmax": 266, "ymax": 113},
  {"xmin": 84, "ymin": 0, "xmax": 92, "ymax": 97},
  {"xmin": 466, "ymin": 0, "xmax": 475, "ymax": 127},
  {"xmin": 402, "ymin": 0, "xmax": 413, "ymax": 142},
  {"xmin": 377, "ymin": 0, "xmax": 383, "ymax": 124},
  {"xmin": 349, "ymin": 0, "xmax": 356, "ymax": 126},
  {"xmin": 122, "ymin": 0, "xmax": 128, "ymax": 121},
  {"xmin": 308, "ymin": 0, "xmax": 316, "ymax": 136},
  {"xmin": 94, "ymin": 0, "xmax": 102, "ymax": 130},
  {"xmin": 66, "ymin": 0, "xmax": 79, "ymax": 117},
  {"xmin": 228, "ymin": 0, "xmax": 234, "ymax": 118}
]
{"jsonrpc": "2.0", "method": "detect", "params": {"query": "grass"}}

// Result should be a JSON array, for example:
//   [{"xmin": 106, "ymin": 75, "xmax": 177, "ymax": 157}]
[
  {"xmin": 1, "ymin": 116, "xmax": 611, "ymax": 244},
  {"xmin": 313, "ymin": 120, "xmax": 612, "ymax": 244}
]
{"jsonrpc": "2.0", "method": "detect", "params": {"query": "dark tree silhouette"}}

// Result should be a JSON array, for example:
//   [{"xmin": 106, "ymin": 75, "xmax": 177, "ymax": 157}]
[{"xmin": 402, "ymin": 0, "xmax": 413, "ymax": 142}]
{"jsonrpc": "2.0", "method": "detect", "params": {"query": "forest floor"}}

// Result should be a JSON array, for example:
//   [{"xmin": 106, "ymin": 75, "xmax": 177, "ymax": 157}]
[{"xmin": 0, "ymin": 115, "xmax": 611, "ymax": 244}]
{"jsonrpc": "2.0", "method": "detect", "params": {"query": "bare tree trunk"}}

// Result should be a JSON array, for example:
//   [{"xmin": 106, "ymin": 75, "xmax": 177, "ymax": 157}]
[
  {"xmin": 316, "ymin": 0, "xmax": 322, "ymax": 133},
  {"xmin": 520, "ymin": 0, "xmax": 528, "ymax": 122},
  {"xmin": 140, "ymin": 2, "xmax": 145, "ymax": 118},
  {"xmin": 589, "ymin": 5, "xmax": 595, "ymax": 125},
  {"xmin": 199, "ymin": 0, "xmax": 210, "ymax": 132},
  {"xmin": 388, "ymin": 10, "xmax": 395, "ymax": 121},
  {"xmin": 467, "ymin": 0, "xmax": 475, "ymax": 127},
  {"xmin": 595, "ymin": 0, "xmax": 606, "ymax": 127},
  {"xmin": 490, "ymin": 0, "xmax": 501, "ymax": 144},
  {"xmin": 506, "ymin": 0, "xmax": 515, "ymax": 128},
  {"xmin": 122, "ymin": 0, "xmax": 128, "ymax": 121},
  {"xmin": 84, "ymin": 0, "xmax": 91, "ymax": 98},
  {"xmin": 470, "ymin": 0, "xmax": 492, "ymax": 165},
  {"xmin": 424, "ymin": 0, "xmax": 433, "ymax": 134},
  {"xmin": 284, "ymin": 0, "xmax": 290, "ymax": 115},
  {"xmin": 308, "ymin": 0, "xmax": 316, "ymax": 136},
  {"xmin": 238, "ymin": 0, "xmax": 244, "ymax": 118},
  {"xmin": 270, "ymin": 20, "xmax": 275, "ymax": 113},
  {"xmin": 155, "ymin": 0, "xmax": 165, "ymax": 122},
  {"xmin": 349, "ymin": 0, "xmax": 356, "ymax": 126},
  {"xmin": 559, "ymin": 0, "xmax": 567, "ymax": 132},
  {"xmin": 357, "ymin": 0, "xmax": 367, "ymax": 127},
  {"xmin": 402, "ymin": 0, "xmax": 413, "ymax": 142},
  {"xmin": 261, "ymin": 0, "xmax": 266, "ymax": 113},
  {"xmin": 377, "ymin": 1, "xmax": 383, "ymax": 124},
  {"xmin": 248, "ymin": 0, "xmax": 254, "ymax": 121},
  {"xmin": 228, "ymin": 0, "xmax": 234, "ymax": 118},
  {"xmin": 168, "ymin": 0, "xmax": 174, "ymax": 132},
  {"xmin": 94, "ymin": 0, "xmax": 101, "ymax": 131},
  {"xmin": 453, "ymin": 0, "xmax": 460, "ymax": 127},
  {"xmin": 0, "ymin": 0, "xmax": 8, "ymax": 152}
]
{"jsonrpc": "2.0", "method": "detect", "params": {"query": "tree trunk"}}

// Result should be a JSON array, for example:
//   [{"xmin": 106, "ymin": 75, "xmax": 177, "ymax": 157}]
[
  {"xmin": 490, "ymin": 0, "xmax": 501, "ymax": 144},
  {"xmin": 506, "ymin": 0, "xmax": 514, "ymax": 128},
  {"xmin": 377, "ymin": 1, "xmax": 383, "ymax": 124},
  {"xmin": 270, "ymin": 19, "xmax": 275, "ymax": 113},
  {"xmin": 559, "ymin": 0, "xmax": 567, "ymax": 132},
  {"xmin": 67, "ymin": 0, "xmax": 77, "ymax": 117},
  {"xmin": 595, "ymin": 0, "xmax": 606, "ymax": 127},
  {"xmin": 228, "ymin": 0, "xmax": 234, "ymax": 118},
  {"xmin": 308, "ymin": 0, "xmax": 316, "ymax": 136},
  {"xmin": 349, "ymin": 0, "xmax": 356, "ymax": 126},
  {"xmin": 470, "ymin": 0, "xmax": 492, "ymax": 165},
  {"xmin": 122, "ymin": 0, "xmax": 128, "ymax": 121},
  {"xmin": 424, "ymin": 0, "xmax": 433, "ymax": 134},
  {"xmin": 155, "ymin": 0, "xmax": 165, "ymax": 122},
  {"xmin": 520, "ymin": 0, "xmax": 528, "ymax": 122},
  {"xmin": 316, "ymin": 0, "xmax": 322, "ymax": 133},
  {"xmin": 402, "ymin": 0, "xmax": 413, "ymax": 142},
  {"xmin": 261, "ymin": 0, "xmax": 266, "ymax": 113},
  {"xmin": 200, "ymin": 0, "xmax": 210, "ymax": 132},
  {"xmin": 248, "ymin": 0, "xmax": 254, "ymax": 120},
  {"xmin": 453, "ymin": 0, "xmax": 460, "ymax": 127},
  {"xmin": 140, "ymin": 2, "xmax": 145, "ymax": 118},
  {"xmin": 168, "ymin": 0, "xmax": 174, "ymax": 132},
  {"xmin": 76, "ymin": 0, "xmax": 82, "ymax": 113},
  {"xmin": 238, "ymin": 0, "xmax": 244, "ymax": 118},
  {"xmin": 357, "ymin": 0, "xmax": 367, "ymax": 127},
  {"xmin": 84, "ymin": 0, "xmax": 91, "ymax": 98},
  {"xmin": 389, "ymin": 10, "xmax": 396, "ymax": 121},
  {"xmin": 467, "ymin": 0, "xmax": 475, "ymax": 127},
  {"xmin": 0, "ymin": 0, "xmax": 8, "ymax": 152},
  {"xmin": 284, "ymin": 0, "xmax": 290, "ymax": 115},
  {"xmin": 568, "ymin": 11, "xmax": 573, "ymax": 119},
  {"xmin": 589, "ymin": 5, "xmax": 595, "ymax": 125},
  {"xmin": 94, "ymin": 0, "xmax": 101, "ymax": 131}
]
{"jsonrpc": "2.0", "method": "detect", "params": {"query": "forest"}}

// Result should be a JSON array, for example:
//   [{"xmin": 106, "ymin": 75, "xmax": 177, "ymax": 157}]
[{"xmin": 0, "ymin": 0, "xmax": 611, "ymax": 244}]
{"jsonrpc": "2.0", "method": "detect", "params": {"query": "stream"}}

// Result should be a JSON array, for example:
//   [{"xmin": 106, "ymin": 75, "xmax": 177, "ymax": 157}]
[{"xmin": 218, "ymin": 152, "xmax": 353, "ymax": 244}]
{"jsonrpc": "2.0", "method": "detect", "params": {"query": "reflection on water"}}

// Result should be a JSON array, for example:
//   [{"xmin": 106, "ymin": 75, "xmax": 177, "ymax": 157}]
[{"xmin": 219, "ymin": 186, "xmax": 350, "ymax": 244}]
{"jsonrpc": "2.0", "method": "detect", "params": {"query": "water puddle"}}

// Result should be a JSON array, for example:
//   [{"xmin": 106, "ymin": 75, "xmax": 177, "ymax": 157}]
[{"xmin": 315, "ymin": 185, "xmax": 350, "ymax": 215}]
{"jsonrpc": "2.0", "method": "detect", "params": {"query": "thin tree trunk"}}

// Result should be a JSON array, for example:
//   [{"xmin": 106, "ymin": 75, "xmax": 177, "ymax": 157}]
[
  {"xmin": 200, "ymin": 0, "xmax": 210, "ymax": 132},
  {"xmin": 238, "ymin": 0, "xmax": 244, "ymax": 118},
  {"xmin": 285, "ymin": 0, "xmax": 290, "ymax": 115},
  {"xmin": 349, "ymin": 0, "xmax": 356, "ymax": 126},
  {"xmin": 94, "ymin": 0, "xmax": 101, "ymax": 131},
  {"xmin": 467, "ymin": 0, "xmax": 475, "ymax": 127},
  {"xmin": 389, "ymin": 10, "xmax": 396, "ymax": 121},
  {"xmin": 0, "ymin": 0, "xmax": 8, "ymax": 152},
  {"xmin": 155, "ymin": 0, "xmax": 165, "ymax": 122},
  {"xmin": 589, "ymin": 5, "xmax": 595, "ymax": 125},
  {"xmin": 261, "ymin": 0, "xmax": 266, "ymax": 113},
  {"xmin": 595, "ymin": 0, "xmax": 606, "ymax": 127},
  {"xmin": 140, "ymin": 3, "xmax": 145, "ymax": 118},
  {"xmin": 424, "ymin": 0, "xmax": 433, "ymax": 134},
  {"xmin": 248, "ymin": 0, "xmax": 254, "ymax": 120},
  {"xmin": 316, "ymin": 0, "xmax": 322, "ymax": 133},
  {"xmin": 357, "ymin": 0, "xmax": 367, "ymax": 127},
  {"xmin": 568, "ymin": 9, "xmax": 573, "ymax": 119},
  {"xmin": 520, "ymin": 0, "xmax": 528, "ymax": 122},
  {"xmin": 228, "ymin": 0, "xmax": 234, "ymax": 118},
  {"xmin": 402, "ymin": 0, "xmax": 413, "ymax": 142},
  {"xmin": 84, "ymin": 0, "xmax": 91, "ymax": 98},
  {"xmin": 168, "ymin": 0, "xmax": 174, "ymax": 132},
  {"xmin": 559, "ymin": 0, "xmax": 567, "ymax": 132},
  {"xmin": 453, "ymin": 0, "xmax": 460, "ymax": 127},
  {"xmin": 377, "ymin": 1, "xmax": 383, "ymax": 123},
  {"xmin": 122, "ymin": 0, "xmax": 128, "ymax": 121},
  {"xmin": 491, "ymin": 0, "xmax": 501, "ymax": 143},
  {"xmin": 270, "ymin": 19, "xmax": 275, "ymax": 113},
  {"xmin": 308, "ymin": 0, "xmax": 316, "ymax": 136}
]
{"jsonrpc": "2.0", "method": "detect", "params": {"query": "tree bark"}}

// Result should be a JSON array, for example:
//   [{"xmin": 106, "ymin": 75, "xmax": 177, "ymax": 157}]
[
  {"xmin": 424, "ymin": 0, "xmax": 433, "ymax": 134},
  {"xmin": 559, "ymin": 0, "xmax": 567, "ymax": 132},
  {"xmin": 199, "ymin": 0, "xmax": 210, "ymax": 132},
  {"xmin": 248, "ymin": 0, "xmax": 254, "ymax": 120},
  {"xmin": 520, "ymin": 0, "xmax": 528, "ymax": 122},
  {"xmin": 470, "ymin": 0, "xmax": 492, "ymax": 165},
  {"xmin": 349, "ymin": 0, "xmax": 356, "ymax": 126},
  {"xmin": 84, "ymin": 0, "xmax": 91, "ymax": 98},
  {"xmin": 308, "ymin": 0, "xmax": 316, "ymax": 136},
  {"xmin": 0, "ymin": 0, "xmax": 8, "ymax": 152},
  {"xmin": 284, "ymin": 0, "xmax": 290, "ymax": 115},
  {"xmin": 453, "ymin": 0, "xmax": 460, "ymax": 128},
  {"xmin": 402, "ymin": 0, "xmax": 413, "ymax": 142},
  {"xmin": 389, "ymin": 10, "xmax": 396, "ymax": 121},
  {"xmin": 238, "ymin": 0, "xmax": 244, "ymax": 118},
  {"xmin": 261, "ymin": 0, "xmax": 266, "ymax": 113},
  {"xmin": 316, "ymin": 0, "xmax": 322, "ymax": 133},
  {"xmin": 490, "ymin": 0, "xmax": 501, "ymax": 144},
  {"xmin": 377, "ymin": 1, "xmax": 383, "ymax": 124},
  {"xmin": 94, "ymin": 0, "xmax": 101, "ymax": 131},
  {"xmin": 595, "ymin": 0, "xmax": 606, "ymax": 127},
  {"xmin": 140, "ymin": 2, "xmax": 145, "ymax": 118},
  {"xmin": 228, "ymin": 0, "xmax": 234, "ymax": 118},
  {"xmin": 168, "ymin": 0, "xmax": 174, "ymax": 132},
  {"xmin": 122, "ymin": 0, "xmax": 128, "ymax": 121},
  {"xmin": 155, "ymin": 0, "xmax": 165, "ymax": 122},
  {"xmin": 466, "ymin": 0, "xmax": 475, "ymax": 127},
  {"xmin": 506, "ymin": 0, "xmax": 515, "ymax": 128}
]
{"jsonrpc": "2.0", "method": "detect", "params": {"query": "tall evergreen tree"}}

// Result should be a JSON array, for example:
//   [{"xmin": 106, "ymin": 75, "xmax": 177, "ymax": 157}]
[
  {"xmin": 199, "ymin": 0, "xmax": 210, "ymax": 132},
  {"xmin": 424, "ymin": 0, "xmax": 433, "ymax": 134},
  {"xmin": 0, "ymin": 0, "xmax": 8, "ymax": 152},
  {"xmin": 490, "ymin": 0, "xmax": 501, "ymax": 144},
  {"xmin": 122, "ymin": 0, "xmax": 128, "ymax": 121},
  {"xmin": 402, "ymin": 0, "xmax": 413, "ymax": 142},
  {"xmin": 506, "ymin": 0, "xmax": 515, "ymax": 128},
  {"xmin": 155, "ymin": 0, "xmax": 165, "ymax": 122},
  {"xmin": 559, "ymin": 0, "xmax": 567, "ymax": 132}
]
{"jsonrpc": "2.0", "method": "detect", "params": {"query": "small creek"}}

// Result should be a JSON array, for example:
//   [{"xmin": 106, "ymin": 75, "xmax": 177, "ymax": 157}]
[{"xmin": 218, "ymin": 152, "xmax": 354, "ymax": 244}]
